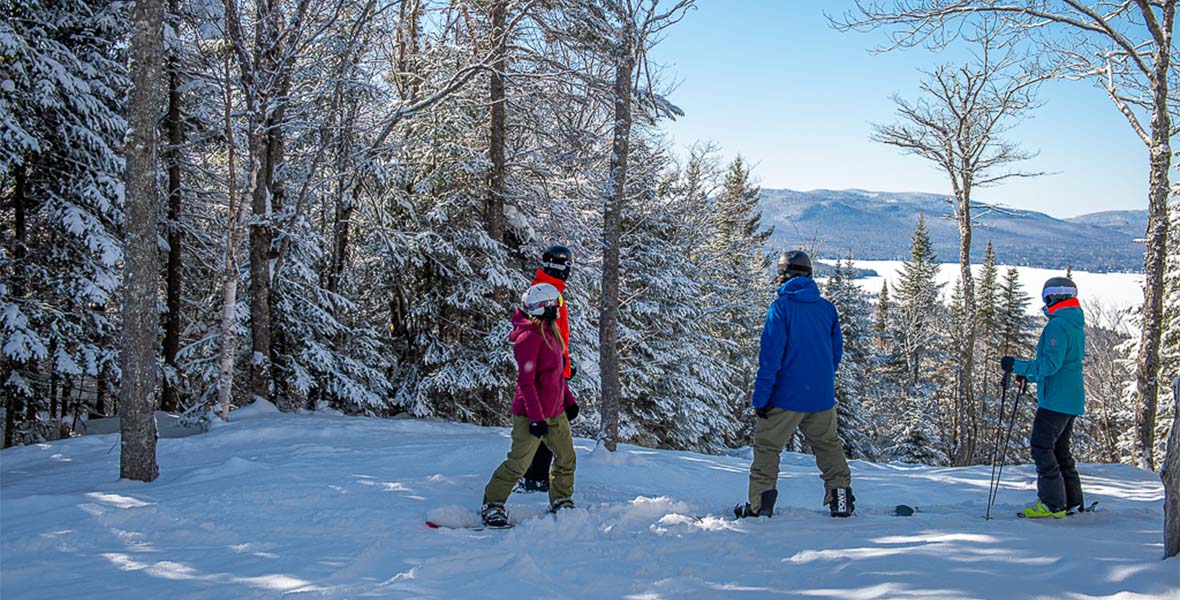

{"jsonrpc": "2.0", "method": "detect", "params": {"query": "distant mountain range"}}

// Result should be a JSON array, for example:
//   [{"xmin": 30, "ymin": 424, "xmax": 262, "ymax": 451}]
[{"xmin": 757, "ymin": 189, "xmax": 1147, "ymax": 273}]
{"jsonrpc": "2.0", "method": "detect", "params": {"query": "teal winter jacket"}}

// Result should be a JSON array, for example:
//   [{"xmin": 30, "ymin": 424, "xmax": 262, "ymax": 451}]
[{"xmin": 1012, "ymin": 300, "xmax": 1086, "ymax": 416}]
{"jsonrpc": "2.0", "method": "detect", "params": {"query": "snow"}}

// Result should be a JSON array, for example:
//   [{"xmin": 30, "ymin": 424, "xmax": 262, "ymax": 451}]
[
  {"xmin": 2, "ymin": 409, "xmax": 1176, "ymax": 599},
  {"xmin": 848, "ymin": 260, "xmax": 1145, "ymax": 317}
]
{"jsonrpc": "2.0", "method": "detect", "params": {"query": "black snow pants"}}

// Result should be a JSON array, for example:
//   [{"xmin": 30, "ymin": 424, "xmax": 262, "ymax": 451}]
[
  {"xmin": 1029, "ymin": 407, "xmax": 1084, "ymax": 512},
  {"xmin": 524, "ymin": 441, "xmax": 552, "ymax": 482}
]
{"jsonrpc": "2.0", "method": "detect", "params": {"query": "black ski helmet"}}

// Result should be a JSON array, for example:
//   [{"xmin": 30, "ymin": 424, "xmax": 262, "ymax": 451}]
[
  {"xmin": 1041, "ymin": 276, "xmax": 1078, "ymax": 307},
  {"xmin": 541, "ymin": 245, "xmax": 573, "ymax": 281},
  {"xmin": 776, "ymin": 250, "xmax": 813, "ymax": 283}
]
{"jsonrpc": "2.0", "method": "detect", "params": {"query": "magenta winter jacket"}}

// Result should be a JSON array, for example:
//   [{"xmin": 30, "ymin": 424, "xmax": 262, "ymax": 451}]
[{"xmin": 510, "ymin": 310, "xmax": 576, "ymax": 422}]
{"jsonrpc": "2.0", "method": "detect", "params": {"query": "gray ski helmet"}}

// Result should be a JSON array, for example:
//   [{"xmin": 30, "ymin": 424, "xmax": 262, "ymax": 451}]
[
  {"xmin": 541, "ymin": 245, "xmax": 573, "ymax": 280},
  {"xmin": 776, "ymin": 250, "xmax": 813, "ymax": 282},
  {"xmin": 521, "ymin": 283, "xmax": 562, "ymax": 319},
  {"xmin": 1042, "ymin": 276, "xmax": 1078, "ymax": 307}
]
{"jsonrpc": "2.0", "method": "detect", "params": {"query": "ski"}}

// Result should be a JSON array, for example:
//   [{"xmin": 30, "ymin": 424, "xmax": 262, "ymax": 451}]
[
  {"xmin": 1016, "ymin": 501, "xmax": 1099, "ymax": 519},
  {"xmin": 1067, "ymin": 501, "xmax": 1100, "ymax": 516}
]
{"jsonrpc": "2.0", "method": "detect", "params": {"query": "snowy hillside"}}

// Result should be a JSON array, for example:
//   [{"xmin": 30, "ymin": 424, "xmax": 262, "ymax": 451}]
[
  {"xmin": 2, "ymin": 405, "xmax": 1175, "ymax": 600},
  {"xmin": 759, "ymin": 189, "xmax": 1146, "ymax": 273}
]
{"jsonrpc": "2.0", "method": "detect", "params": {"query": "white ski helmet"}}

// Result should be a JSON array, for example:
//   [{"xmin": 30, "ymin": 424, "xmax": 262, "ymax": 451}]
[{"xmin": 521, "ymin": 283, "xmax": 561, "ymax": 318}]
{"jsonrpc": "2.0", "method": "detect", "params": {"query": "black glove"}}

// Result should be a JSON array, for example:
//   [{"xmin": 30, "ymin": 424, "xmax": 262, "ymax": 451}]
[
  {"xmin": 755, "ymin": 406, "xmax": 769, "ymax": 419},
  {"xmin": 1000, "ymin": 356, "xmax": 1015, "ymax": 373},
  {"xmin": 565, "ymin": 403, "xmax": 579, "ymax": 421},
  {"xmin": 528, "ymin": 420, "xmax": 549, "ymax": 438}
]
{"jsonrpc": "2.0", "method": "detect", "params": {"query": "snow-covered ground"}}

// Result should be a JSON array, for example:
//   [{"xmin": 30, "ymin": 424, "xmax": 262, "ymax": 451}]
[
  {"xmin": 2, "ymin": 404, "xmax": 1176, "ymax": 600},
  {"xmin": 848, "ymin": 260, "xmax": 1145, "ymax": 319}
]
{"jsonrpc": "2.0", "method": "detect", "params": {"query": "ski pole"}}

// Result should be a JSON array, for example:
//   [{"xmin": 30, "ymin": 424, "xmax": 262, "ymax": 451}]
[
  {"xmin": 984, "ymin": 369, "xmax": 1012, "ymax": 520},
  {"xmin": 989, "ymin": 377, "xmax": 1029, "ymax": 519}
]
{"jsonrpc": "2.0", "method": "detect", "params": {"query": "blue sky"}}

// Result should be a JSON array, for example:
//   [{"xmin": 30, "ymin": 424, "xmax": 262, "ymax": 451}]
[{"xmin": 649, "ymin": 1, "xmax": 1147, "ymax": 219}]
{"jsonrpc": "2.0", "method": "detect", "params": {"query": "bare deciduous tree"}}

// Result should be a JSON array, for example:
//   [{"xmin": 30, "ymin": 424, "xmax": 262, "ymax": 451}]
[
  {"xmin": 552, "ymin": 0, "xmax": 693, "ymax": 451},
  {"xmin": 872, "ymin": 23, "xmax": 1048, "ymax": 465},
  {"xmin": 836, "ymin": 0, "xmax": 1176, "ymax": 473}
]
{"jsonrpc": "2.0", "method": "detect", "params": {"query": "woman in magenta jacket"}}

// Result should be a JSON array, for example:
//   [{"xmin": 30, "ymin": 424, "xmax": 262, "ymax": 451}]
[{"xmin": 480, "ymin": 283, "xmax": 579, "ymax": 527}]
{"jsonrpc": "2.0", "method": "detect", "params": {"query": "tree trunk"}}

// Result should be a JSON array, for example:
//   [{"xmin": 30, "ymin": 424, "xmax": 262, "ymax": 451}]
[
  {"xmin": 119, "ymin": 0, "xmax": 164, "ymax": 482},
  {"xmin": 485, "ymin": 0, "xmax": 507, "ymax": 243},
  {"xmin": 598, "ymin": 36, "xmax": 635, "ymax": 452},
  {"xmin": 955, "ymin": 194, "xmax": 977, "ymax": 466},
  {"xmin": 48, "ymin": 348, "xmax": 58, "ymax": 422},
  {"xmin": 1134, "ymin": 57, "xmax": 1174, "ymax": 470},
  {"xmin": 162, "ymin": 0, "xmax": 184, "ymax": 413},
  {"xmin": 1163, "ymin": 378, "xmax": 1180, "ymax": 558},
  {"xmin": 215, "ymin": 24, "xmax": 250, "ymax": 422},
  {"xmin": 246, "ymin": 0, "xmax": 283, "ymax": 406},
  {"xmin": 93, "ymin": 370, "xmax": 107, "ymax": 416},
  {"xmin": 3, "ymin": 165, "xmax": 28, "ymax": 448},
  {"xmin": 265, "ymin": 74, "xmax": 290, "ymax": 406}
]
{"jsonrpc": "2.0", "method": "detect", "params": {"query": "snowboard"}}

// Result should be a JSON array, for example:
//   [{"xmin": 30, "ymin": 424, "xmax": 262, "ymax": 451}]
[{"xmin": 425, "ymin": 520, "xmax": 513, "ymax": 531}]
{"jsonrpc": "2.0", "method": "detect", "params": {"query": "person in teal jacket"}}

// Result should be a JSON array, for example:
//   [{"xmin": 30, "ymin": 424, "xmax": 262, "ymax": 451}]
[{"xmin": 1001, "ymin": 276, "xmax": 1086, "ymax": 518}]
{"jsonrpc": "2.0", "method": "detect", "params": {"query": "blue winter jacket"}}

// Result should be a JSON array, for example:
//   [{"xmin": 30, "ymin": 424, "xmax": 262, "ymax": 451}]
[{"xmin": 751, "ymin": 277, "xmax": 844, "ymax": 413}]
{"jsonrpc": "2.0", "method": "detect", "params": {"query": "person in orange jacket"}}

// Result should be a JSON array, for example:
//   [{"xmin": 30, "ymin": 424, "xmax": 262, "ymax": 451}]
[{"xmin": 519, "ymin": 245, "xmax": 575, "ymax": 493}]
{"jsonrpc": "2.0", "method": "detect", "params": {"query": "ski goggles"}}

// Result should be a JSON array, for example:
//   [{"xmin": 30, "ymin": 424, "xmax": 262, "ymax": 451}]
[
  {"xmin": 1041, "ymin": 286, "xmax": 1077, "ymax": 303},
  {"xmin": 542, "ymin": 258, "xmax": 572, "ymax": 271}
]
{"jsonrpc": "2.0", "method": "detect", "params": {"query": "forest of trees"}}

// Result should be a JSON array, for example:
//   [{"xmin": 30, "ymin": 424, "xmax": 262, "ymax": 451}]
[{"xmin": 0, "ymin": 0, "xmax": 1176, "ymax": 480}]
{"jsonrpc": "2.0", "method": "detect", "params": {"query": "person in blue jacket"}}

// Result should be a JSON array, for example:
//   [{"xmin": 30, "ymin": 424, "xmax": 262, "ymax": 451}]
[
  {"xmin": 1002, "ymin": 276, "xmax": 1087, "ymax": 518},
  {"xmin": 735, "ymin": 250, "xmax": 853, "ymax": 519}
]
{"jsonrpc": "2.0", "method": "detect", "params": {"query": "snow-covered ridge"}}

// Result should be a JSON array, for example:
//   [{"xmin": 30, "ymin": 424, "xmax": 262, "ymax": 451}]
[{"xmin": 1, "ymin": 409, "xmax": 1174, "ymax": 599}]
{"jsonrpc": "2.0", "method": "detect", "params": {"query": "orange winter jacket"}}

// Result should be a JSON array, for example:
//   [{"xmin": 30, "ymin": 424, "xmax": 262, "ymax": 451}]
[{"xmin": 531, "ymin": 269, "xmax": 571, "ymax": 379}]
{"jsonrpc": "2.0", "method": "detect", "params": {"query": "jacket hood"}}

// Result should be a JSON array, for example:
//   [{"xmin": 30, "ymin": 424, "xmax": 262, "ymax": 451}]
[
  {"xmin": 1050, "ymin": 305, "xmax": 1085, "ymax": 330},
  {"xmin": 509, "ymin": 309, "xmax": 533, "ymax": 342},
  {"xmin": 778, "ymin": 276, "xmax": 821, "ymax": 303}
]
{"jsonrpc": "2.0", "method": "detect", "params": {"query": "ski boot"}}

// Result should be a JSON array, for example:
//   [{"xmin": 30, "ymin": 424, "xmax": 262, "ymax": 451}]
[
  {"xmin": 549, "ymin": 497, "xmax": 575, "ymax": 513},
  {"xmin": 734, "ymin": 490, "xmax": 777, "ymax": 519},
  {"xmin": 481, "ymin": 502, "xmax": 510, "ymax": 528},
  {"xmin": 827, "ymin": 487, "xmax": 855, "ymax": 518},
  {"xmin": 1022, "ymin": 501, "xmax": 1067, "ymax": 519}
]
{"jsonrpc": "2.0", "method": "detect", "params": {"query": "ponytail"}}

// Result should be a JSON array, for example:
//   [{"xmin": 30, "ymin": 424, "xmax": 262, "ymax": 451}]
[{"xmin": 531, "ymin": 317, "xmax": 565, "ymax": 351}]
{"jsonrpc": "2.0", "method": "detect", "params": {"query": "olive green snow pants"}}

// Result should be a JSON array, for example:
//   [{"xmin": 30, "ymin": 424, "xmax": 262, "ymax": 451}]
[
  {"xmin": 748, "ymin": 407, "xmax": 851, "ymax": 512},
  {"xmin": 483, "ymin": 414, "xmax": 576, "ymax": 505}
]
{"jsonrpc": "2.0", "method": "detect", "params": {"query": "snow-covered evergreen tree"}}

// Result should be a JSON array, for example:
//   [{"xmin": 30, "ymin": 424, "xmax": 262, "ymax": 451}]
[
  {"xmin": 990, "ymin": 268, "xmax": 1037, "ymax": 459},
  {"xmin": 1, "ymin": 0, "xmax": 127, "ymax": 445},
  {"xmin": 1156, "ymin": 199, "xmax": 1179, "ymax": 463},
  {"xmin": 826, "ymin": 257, "xmax": 879, "ymax": 460},
  {"xmin": 702, "ymin": 154, "xmax": 774, "ymax": 441},
  {"xmin": 877, "ymin": 216, "xmax": 950, "ymax": 463},
  {"xmin": 613, "ymin": 141, "xmax": 740, "ymax": 452},
  {"xmin": 884, "ymin": 400, "xmax": 950, "ymax": 466},
  {"xmin": 888, "ymin": 215, "xmax": 944, "ymax": 389}
]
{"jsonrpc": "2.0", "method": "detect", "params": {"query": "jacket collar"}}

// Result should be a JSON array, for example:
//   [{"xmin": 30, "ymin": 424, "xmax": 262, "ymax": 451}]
[
  {"xmin": 533, "ymin": 269, "xmax": 567, "ymax": 293},
  {"xmin": 1048, "ymin": 298, "xmax": 1081, "ymax": 315}
]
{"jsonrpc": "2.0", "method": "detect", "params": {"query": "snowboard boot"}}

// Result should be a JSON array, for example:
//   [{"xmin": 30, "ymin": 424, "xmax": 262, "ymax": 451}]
[
  {"xmin": 517, "ymin": 478, "xmax": 549, "ymax": 494},
  {"xmin": 734, "ymin": 489, "xmax": 777, "ymax": 519},
  {"xmin": 549, "ymin": 497, "xmax": 575, "ymax": 513},
  {"xmin": 827, "ymin": 487, "xmax": 855, "ymax": 518},
  {"xmin": 1022, "ymin": 501, "xmax": 1067, "ymax": 519},
  {"xmin": 481, "ymin": 502, "xmax": 510, "ymax": 528}
]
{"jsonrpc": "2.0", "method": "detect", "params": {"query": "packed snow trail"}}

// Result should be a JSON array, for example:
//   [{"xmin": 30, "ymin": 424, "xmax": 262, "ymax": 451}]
[{"xmin": 1, "ymin": 404, "xmax": 1176, "ymax": 599}]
